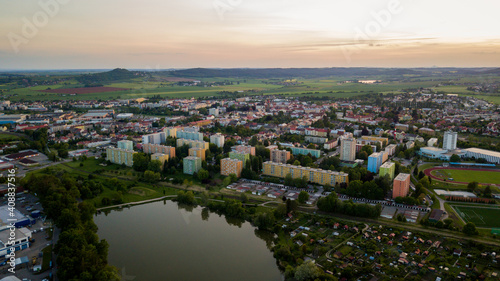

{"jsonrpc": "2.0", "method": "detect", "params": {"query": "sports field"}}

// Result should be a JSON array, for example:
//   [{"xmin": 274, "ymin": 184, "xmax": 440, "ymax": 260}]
[
  {"xmin": 452, "ymin": 205, "xmax": 500, "ymax": 228},
  {"xmin": 428, "ymin": 168, "xmax": 500, "ymax": 185}
]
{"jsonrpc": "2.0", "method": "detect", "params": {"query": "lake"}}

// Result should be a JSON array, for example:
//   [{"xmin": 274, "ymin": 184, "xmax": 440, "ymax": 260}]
[{"xmin": 95, "ymin": 200, "xmax": 283, "ymax": 281}]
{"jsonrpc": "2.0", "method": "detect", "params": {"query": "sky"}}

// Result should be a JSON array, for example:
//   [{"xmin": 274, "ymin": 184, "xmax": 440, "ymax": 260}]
[{"xmin": 1, "ymin": 0, "xmax": 499, "ymax": 69}]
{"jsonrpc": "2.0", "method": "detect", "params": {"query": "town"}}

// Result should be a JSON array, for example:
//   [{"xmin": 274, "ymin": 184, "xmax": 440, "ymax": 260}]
[{"xmin": 0, "ymin": 86, "xmax": 500, "ymax": 280}]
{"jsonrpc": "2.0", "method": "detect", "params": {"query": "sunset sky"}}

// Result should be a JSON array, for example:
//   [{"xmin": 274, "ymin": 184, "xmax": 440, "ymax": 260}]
[{"xmin": 1, "ymin": 0, "xmax": 499, "ymax": 69}]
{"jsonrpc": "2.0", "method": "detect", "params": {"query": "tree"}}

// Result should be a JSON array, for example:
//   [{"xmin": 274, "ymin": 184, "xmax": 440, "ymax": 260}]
[
  {"xmin": 197, "ymin": 169, "xmax": 209, "ymax": 181},
  {"xmin": 293, "ymin": 160, "xmax": 301, "ymax": 166},
  {"xmin": 294, "ymin": 260, "xmax": 321, "ymax": 281},
  {"xmin": 249, "ymin": 136, "xmax": 258, "ymax": 146},
  {"xmin": 298, "ymin": 191, "xmax": 310, "ymax": 204},
  {"xmin": 463, "ymin": 222, "xmax": 478, "ymax": 236},
  {"xmin": 284, "ymin": 173, "xmax": 294, "ymax": 186},
  {"xmin": 143, "ymin": 170, "xmax": 161, "ymax": 183},
  {"xmin": 133, "ymin": 153, "xmax": 150, "ymax": 172},
  {"xmin": 253, "ymin": 211, "xmax": 275, "ymax": 230},
  {"xmin": 450, "ymin": 154, "xmax": 461, "ymax": 162},
  {"xmin": 147, "ymin": 160, "xmax": 162, "ymax": 173},
  {"xmin": 240, "ymin": 193, "xmax": 248, "ymax": 203},
  {"xmin": 467, "ymin": 181, "xmax": 478, "ymax": 192}
]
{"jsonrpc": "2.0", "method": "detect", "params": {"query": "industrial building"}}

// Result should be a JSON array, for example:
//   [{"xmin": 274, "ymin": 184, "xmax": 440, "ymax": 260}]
[{"xmin": 463, "ymin": 148, "xmax": 500, "ymax": 164}]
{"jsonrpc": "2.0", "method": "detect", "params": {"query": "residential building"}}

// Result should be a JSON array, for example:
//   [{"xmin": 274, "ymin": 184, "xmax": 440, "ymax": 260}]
[
  {"xmin": 305, "ymin": 136, "xmax": 328, "ymax": 144},
  {"xmin": 209, "ymin": 107, "xmax": 219, "ymax": 116},
  {"xmin": 361, "ymin": 136, "xmax": 388, "ymax": 146},
  {"xmin": 427, "ymin": 138, "xmax": 438, "ymax": 147},
  {"xmin": 418, "ymin": 127, "xmax": 435, "ymax": 136},
  {"xmin": 176, "ymin": 138, "xmax": 209, "ymax": 150},
  {"xmin": 379, "ymin": 162, "xmax": 395, "ymax": 179},
  {"xmin": 324, "ymin": 139, "xmax": 338, "ymax": 150},
  {"xmin": 393, "ymin": 173, "xmax": 411, "ymax": 198},
  {"xmin": 142, "ymin": 132, "xmax": 166, "ymax": 144},
  {"xmin": 340, "ymin": 138, "xmax": 356, "ymax": 162},
  {"xmin": 177, "ymin": 129, "xmax": 204, "ymax": 141},
  {"xmin": 151, "ymin": 153, "xmax": 169, "ymax": 170},
  {"xmin": 367, "ymin": 152, "xmax": 384, "ymax": 173},
  {"xmin": 270, "ymin": 149, "xmax": 291, "ymax": 164},
  {"xmin": 232, "ymin": 145, "xmax": 256, "ymax": 156},
  {"xmin": 164, "ymin": 127, "xmax": 178, "ymax": 138},
  {"xmin": 142, "ymin": 143, "xmax": 176, "ymax": 158},
  {"xmin": 263, "ymin": 161, "xmax": 349, "ymax": 186},
  {"xmin": 229, "ymin": 151, "xmax": 251, "ymax": 168},
  {"xmin": 443, "ymin": 131, "xmax": 457, "ymax": 150},
  {"xmin": 106, "ymin": 147, "xmax": 137, "ymax": 167},
  {"xmin": 210, "ymin": 133, "xmax": 225, "ymax": 148},
  {"xmin": 290, "ymin": 147, "xmax": 321, "ymax": 158},
  {"xmin": 221, "ymin": 158, "xmax": 243, "ymax": 177},
  {"xmin": 385, "ymin": 144, "xmax": 397, "ymax": 156},
  {"xmin": 117, "ymin": 140, "xmax": 133, "ymax": 151},
  {"xmin": 183, "ymin": 156, "xmax": 202, "ymax": 175},
  {"xmin": 189, "ymin": 147, "xmax": 206, "ymax": 161}
]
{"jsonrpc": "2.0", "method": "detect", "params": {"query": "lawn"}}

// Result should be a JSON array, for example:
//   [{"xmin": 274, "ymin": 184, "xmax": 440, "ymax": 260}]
[
  {"xmin": 452, "ymin": 205, "xmax": 500, "ymax": 228},
  {"xmin": 431, "ymin": 169, "xmax": 500, "ymax": 185},
  {"xmin": 41, "ymin": 245, "xmax": 52, "ymax": 272},
  {"xmin": 0, "ymin": 133, "xmax": 22, "ymax": 141}
]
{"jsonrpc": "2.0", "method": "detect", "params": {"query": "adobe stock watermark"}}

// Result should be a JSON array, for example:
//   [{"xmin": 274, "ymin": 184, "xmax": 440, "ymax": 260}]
[
  {"xmin": 213, "ymin": 0, "xmax": 243, "ymax": 20},
  {"xmin": 7, "ymin": 0, "xmax": 72, "ymax": 54},
  {"xmin": 341, "ymin": 0, "xmax": 407, "ymax": 63}
]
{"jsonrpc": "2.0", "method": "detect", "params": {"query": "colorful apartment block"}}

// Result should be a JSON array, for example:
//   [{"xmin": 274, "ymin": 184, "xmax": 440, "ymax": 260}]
[
  {"xmin": 220, "ymin": 158, "xmax": 243, "ymax": 177},
  {"xmin": 183, "ymin": 156, "xmax": 202, "ymax": 175},
  {"xmin": 210, "ymin": 133, "xmax": 225, "ymax": 148},
  {"xmin": 106, "ymin": 147, "xmax": 137, "ymax": 167},
  {"xmin": 270, "ymin": 149, "xmax": 291, "ymax": 164},
  {"xmin": 361, "ymin": 136, "xmax": 389, "ymax": 146},
  {"xmin": 177, "ymin": 130, "xmax": 204, "ymax": 141},
  {"xmin": 151, "ymin": 153, "xmax": 169, "ymax": 170},
  {"xmin": 290, "ymin": 147, "xmax": 321, "ymax": 158},
  {"xmin": 393, "ymin": 173, "xmax": 411, "ymax": 198},
  {"xmin": 340, "ymin": 138, "xmax": 356, "ymax": 162},
  {"xmin": 189, "ymin": 147, "xmax": 206, "ymax": 161},
  {"xmin": 263, "ymin": 161, "xmax": 349, "ymax": 186},
  {"xmin": 232, "ymin": 145, "xmax": 256, "ymax": 156},
  {"xmin": 164, "ymin": 127, "xmax": 178, "ymax": 138},
  {"xmin": 117, "ymin": 140, "xmax": 133, "ymax": 151},
  {"xmin": 142, "ymin": 143, "xmax": 176, "ymax": 158},
  {"xmin": 176, "ymin": 138, "xmax": 209, "ymax": 150},
  {"xmin": 229, "ymin": 151, "xmax": 250, "ymax": 168},
  {"xmin": 367, "ymin": 152, "xmax": 385, "ymax": 173},
  {"xmin": 379, "ymin": 162, "xmax": 395, "ymax": 179}
]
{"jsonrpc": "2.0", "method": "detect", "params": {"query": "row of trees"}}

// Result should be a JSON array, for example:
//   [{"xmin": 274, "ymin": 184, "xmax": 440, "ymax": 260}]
[
  {"xmin": 317, "ymin": 192, "xmax": 382, "ymax": 218},
  {"xmin": 24, "ymin": 173, "xmax": 119, "ymax": 280}
]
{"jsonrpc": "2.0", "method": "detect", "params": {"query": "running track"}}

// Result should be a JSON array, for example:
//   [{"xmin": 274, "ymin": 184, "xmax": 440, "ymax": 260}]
[{"xmin": 424, "ymin": 167, "xmax": 500, "ymax": 187}]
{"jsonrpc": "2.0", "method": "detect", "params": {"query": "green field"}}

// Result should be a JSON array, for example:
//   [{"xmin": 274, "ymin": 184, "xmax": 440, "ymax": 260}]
[
  {"xmin": 452, "ymin": 205, "xmax": 500, "ymax": 228},
  {"xmin": 431, "ymin": 169, "xmax": 500, "ymax": 185}
]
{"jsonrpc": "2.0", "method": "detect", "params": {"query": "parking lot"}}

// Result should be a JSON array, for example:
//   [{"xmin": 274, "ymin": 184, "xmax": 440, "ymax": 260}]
[{"xmin": 0, "ymin": 193, "xmax": 53, "ymax": 281}]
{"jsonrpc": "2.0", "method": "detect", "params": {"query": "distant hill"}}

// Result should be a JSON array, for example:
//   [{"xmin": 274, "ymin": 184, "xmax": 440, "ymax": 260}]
[
  {"xmin": 158, "ymin": 67, "xmax": 500, "ymax": 79},
  {"xmin": 158, "ymin": 67, "xmax": 426, "ymax": 79},
  {"xmin": 76, "ymin": 68, "xmax": 139, "ymax": 85},
  {"xmin": 481, "ymin": 68, "xmax": 500, "ymax": 75}
]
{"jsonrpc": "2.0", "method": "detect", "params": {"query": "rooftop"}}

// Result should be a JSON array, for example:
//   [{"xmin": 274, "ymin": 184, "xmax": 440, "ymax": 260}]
[
  {"xmin": 394, "ymin": 173, "xmax": 410, "ymax": 181},
  {"xmin": 463, "ymin": 147, "xmax": 500, "ymax": 158}
]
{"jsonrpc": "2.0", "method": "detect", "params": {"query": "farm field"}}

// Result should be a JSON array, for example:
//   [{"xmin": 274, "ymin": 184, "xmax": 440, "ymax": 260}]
[
  {"xmin": 5, "ymin": 75, "xmax": 498, "ymax": 102},
  {"xmin": 451, "ymin": 205, "xmax": 500, "ymax": 228},
  {"xmin": 430, "ymin": 169, "xmax": 500, "ymax": 185},
  {"xmin": 39, "ymin": 86, "xmax": 129, "ymax": 95}
]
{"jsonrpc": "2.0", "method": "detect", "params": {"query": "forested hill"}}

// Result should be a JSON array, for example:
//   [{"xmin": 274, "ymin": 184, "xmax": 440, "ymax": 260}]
[
  {"xmin": 76, "ymin": 68, "xmax": 140, "ymax": 85},
  {"xmin": 159, "ymin": 67, "xmax": 497, "ymax": 79}
]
